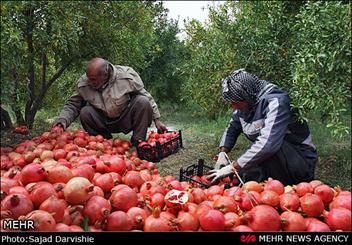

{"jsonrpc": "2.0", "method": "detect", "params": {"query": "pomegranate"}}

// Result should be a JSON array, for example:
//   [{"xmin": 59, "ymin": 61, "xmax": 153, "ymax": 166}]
[
  {"xmin": 55, "ymin": 223, "xmax": 71, "ymax": 231},
  {"xmin": 140, "ymin": 181, "xmax": 164, "ymax": 197},
  {"xmin": 300, "ymin": 193, "xmax": 324, "ymax": 217},
  {"xmin": 39, "ymin": 195, "xmax": 67, "ymax": 222},
  {"xmin": 191, "ymin": 188, "xmax": 207, "ymax": 204},
  {"xmin": 69, "ymin": 225, "xmax": 84, "ymax": 232},
  {"xmin": 176, "ymin": 212, "xmax": 199, "ymax": 231},
  {"xmin": 109, "ymin": 186, "xmax": 138, "ymax": 212},
  {"xmin": 4, "ymin": 166, "xmax": 22, "ymax": 181},
  {"xmin": 23, "ymin": 151, "xmax": 36, "ymax": 163},
  {"xmin": 53, "ymin": 183, "xmax": 65, "ymax": 199},
  {"xmin": 150, "ymin": 193, "xmax": 165, "ymax": 208},
  {"xmin": 309, "ymin": 180, "xmax": 323, "ymax": 189},
  {"xmin": 329, "ymin": 193, "xmax": 351, "ymax": 210},
  {"xmin": 224, "ymin": 212, "xmax": 240, "ymax": 230},
  {"xmin": 92, "ymin": 186, "xmax": 105, "ymax": 197},
  {"xmin": 83, "ymin": 195, "xmax": 111, "ymax": 227},
  {"xmin": 280, "ymin": 211, "xmax": 306, "ymax": 231},
  {"xmin": 314, "ymin": 184, "xmax": 334, "ymax": 204},
  {"xmin": 64, "ymin": 177, "xmax": 94, "ymax": 204},
  {"xmin": 235, "ymin": 191, "xmax": 261, "ymax": 211},
  {"xmin": 1, "ymin": 182, "xmax": 10, "ymax": 201},
  {"xmin": 243, "ymin": 181, "xmax": 263, "ymax": 193},
  {"xmin": 20, "ymin": 163, "xmax": 46, "ymax": 185},
  {"xmin": 1, "ymin": 194, "xmax": 33, "ymax": 219},
  {"xmin": 213, "ymin": 196, "xmax": 238, "ymax": 213},
  {"xmin": 127, "ymin": 207, "xmax": 148, "ymax": 230},
  {"xmin": 41, "ymin": 159, "xmax": 58, "ymax": 171},
  {"xmin": 93, "ymin": 173, "xmax": 115, "ymax": 192},
  {"xmin": 109, "ymin": 172, "xmax": 122, "ymax": 185},
  {"xmin": 164, "ymin": 190, "xmax": 189, "ymax": 209},
  {"xmin": 181, "ymin": 203, "xmax": 198, "ymax": 218},
  {"xmin": 105, "ymin": 156, "xmax": 126, "ymax": 175},
  {"xmin": 69, "ymin": 209, "xmax": 84, "ymax": 226},
  {"xmin": 144, "ymin": 208, "xmax": 172, "ymax": 231},
  {"xmin": 231, "ymin": 225, "xmax": 253, "ymax": 232},
  {"xmin": 242, "ymin": 205, "xmax": 281, "ymax": 231},
  {"xmin": 305, "ymin": 217, "xmax": 331, "ymax": 232},
  {"xmin": 53, "ymin": 149, "xmax": 67, "ymax": 160},
  {"xmin": 260, "ymin": 190, "xmax": 280, "ymax": 207},
  {"xmin": 168, "ymin": 180, "xmax": 183, "ymax": 190},
  {"xmin": 46, "ymin": 165, "xmax": 73, "ymax": 184},
  {"xmin": 324, "ymin": 208, "xmax": 351, "ymax": 231},
  {"xmin": 24, "ymin": 210, "xmax": 56, "ymax": 231},
  {"xmin": 29, "ymin": 182, "xmax": 58, "ymax": 208},
  {"xmin": 294, "ymin": 182, "xmax": 313, "ymax": 197},
  {"xmin": 1, "ymin": 177, "xmax": 20, "ymax": 189},
  {"xmin": 224, "ymin": 186, "xmax": 243, "ymax": 198},
  {"xmin": 124, "ymin": 171, "xmax": 145, "ymax": 188},
  {"xmin": 279, "ymin": 193, "xmax": 300, "ymax": 212},
  {"xmin": 199, "ymin": 209, "xmax": 225, "ymax": 231},
  {"xmin": 205, "ymin": 185, "xmax": 224, "ymax": 199},
  {"xmin": 264, "ymin": 178, "xmax": 284, "ymax": 195},
  {"xmin": 40, "ymin": 150, "xmax": 54, "ymax": 161},
  {"xmin": 105, "ymin": 211, "xmax": 133, "ymax": 231},
  {"xmin": 8, "ymin": 186, "xmax": 29, "ymax": 198}
]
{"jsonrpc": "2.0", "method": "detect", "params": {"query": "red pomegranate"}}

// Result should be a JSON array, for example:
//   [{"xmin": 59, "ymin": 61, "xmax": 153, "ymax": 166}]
[{"xmin": 242, "ymin": 205, "xmax": 281, "ymax": 231}]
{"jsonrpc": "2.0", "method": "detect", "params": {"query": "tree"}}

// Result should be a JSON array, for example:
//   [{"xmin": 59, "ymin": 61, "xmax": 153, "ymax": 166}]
[
  {"xmin": 140, "ymin": 2, "xmax": 188, "ymax": 102},
  {"xmin": 180, "ymin": 1, "xmax": 351, "ymax": 135},
  {"xmin": 1, "ymin": 1, "xmax": 156, "ymax": 128},
  {"xmin": 290, "ymin": 1, "xmax": 351, "ymax": 136}
]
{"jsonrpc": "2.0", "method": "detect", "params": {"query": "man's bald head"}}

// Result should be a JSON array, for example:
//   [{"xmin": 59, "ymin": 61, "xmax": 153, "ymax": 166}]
[
  {"xmin": 86, "ymin": 58, "xmax": 108, "ymax": 75},
  {"xmin": 86, "ymin": 58, "xmax": 110, "ymax": 89}
]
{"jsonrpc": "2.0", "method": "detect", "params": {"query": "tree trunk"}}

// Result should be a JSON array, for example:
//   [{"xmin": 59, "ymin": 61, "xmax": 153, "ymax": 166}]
[
  {"xmin": 10, "ymin": 68, "xmax": 25, "ymax": 126},
  {"xmin": 0, "ymin": 107, "xmax": 13, "ymax": 130},
  {"xmin": 25, "ymin": 58, "xmax": 73, "ymax": 128},
  {"xmin": 23, "ymin": 6, "xmax": 36, "ymax": 128}
]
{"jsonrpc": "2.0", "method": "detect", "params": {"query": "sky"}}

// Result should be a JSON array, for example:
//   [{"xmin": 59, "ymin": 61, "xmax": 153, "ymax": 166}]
[{"xmin": 162, "ymin": 1, "xmax": 223, "ymax": 30}]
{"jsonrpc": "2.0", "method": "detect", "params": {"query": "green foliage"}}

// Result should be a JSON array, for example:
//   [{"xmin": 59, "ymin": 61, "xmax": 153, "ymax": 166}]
[
  {"xmin": 181, "ymin": 1, "xmax": 350, "ymax": 136},
  {"xmin": 1, "ymin": 1, "xmax": 157, "ymax": 126},
  {"xmin": 290, "ymin": 1, "xmax": 351, "ymax": 137},
  {"xmin": 1, "ymin": 1, "xmax": 350, "ymax": 137},
  {"xmin": 181, "ymin": 17, "xmax": 235, "ymax": 118},
  {"xmin": 140, "ymin": 2, "xmax": 188, "ymax": 102},
  {"xmin": 181, "ymin": 1, "xmax": 298, "ymax": 118}
]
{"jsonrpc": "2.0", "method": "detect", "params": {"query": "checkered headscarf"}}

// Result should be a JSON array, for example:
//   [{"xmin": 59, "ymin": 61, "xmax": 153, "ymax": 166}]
[{"xmin": 221, "ymin": 69, "xmax": 274, "ymax": 108}]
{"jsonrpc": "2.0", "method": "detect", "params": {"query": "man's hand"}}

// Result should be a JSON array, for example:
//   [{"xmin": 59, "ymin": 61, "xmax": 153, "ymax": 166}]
[
  {"xmin": 214, "ymin": 152, "xmax": 230, "ymax": 169},
  {"xmin": 154, "ymin": 118, "xmax": 167, "ymax": 133},
  {"xmin": 51, "ymin": 121, "xmax": 65, "ymax": 134},
  {"xmin": 207, "ymin": 164, "xmax": 235, "ymax": 184},
  {"xmin": 51, "ymin": 125, "xmax": 64, "ymax": 134}
]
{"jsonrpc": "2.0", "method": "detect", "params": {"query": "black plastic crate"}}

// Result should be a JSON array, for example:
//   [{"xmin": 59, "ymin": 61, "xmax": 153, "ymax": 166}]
[
  {"xmin": 179, "ymin": 159, "xmax": 214, "ymax": 188},
  {"xmin": 137, "ymin": 130, "xmax": 183, "ymax": 162}
]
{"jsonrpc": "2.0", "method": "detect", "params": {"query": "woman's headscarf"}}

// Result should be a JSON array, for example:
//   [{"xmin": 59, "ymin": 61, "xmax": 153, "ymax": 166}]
[{"xmin": 221, "ymin": 68, "xmax": 276, "ymax": 109}]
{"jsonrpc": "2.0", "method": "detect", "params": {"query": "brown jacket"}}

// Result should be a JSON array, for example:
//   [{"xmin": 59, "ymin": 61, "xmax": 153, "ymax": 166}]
[{"xmin": 56, "ymin": 64, "xmax": 161, "ymax": 129}]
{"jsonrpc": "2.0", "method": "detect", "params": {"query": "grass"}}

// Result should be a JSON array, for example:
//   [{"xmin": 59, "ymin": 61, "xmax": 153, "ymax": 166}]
[
  {"xmin": 308, "ymin": 114, "xmax": 351, "ymax": 190},
  {"xmin": 2, "ymin": 102, "xmax": 350, "ymax": 190},
  {"xmin": 159, "ymin": 103, "xmax": 351, "ymax": 190}
]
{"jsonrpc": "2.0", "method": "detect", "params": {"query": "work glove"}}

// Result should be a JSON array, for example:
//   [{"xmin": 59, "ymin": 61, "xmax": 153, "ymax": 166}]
[
  {"xmin": 214, "ymin": 152, "xmax": 230, "ymax": 169},
  {"xmin": 207, "ymin": 164, "xmax": 235, "ymax": 184}
]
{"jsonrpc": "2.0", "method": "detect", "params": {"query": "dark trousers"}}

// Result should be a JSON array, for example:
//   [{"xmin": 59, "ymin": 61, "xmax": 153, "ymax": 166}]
[
  {"xmin": 79, "ymin": 95, "xmax": 153, "ymax": 146},
  {"xmin": 238, "ymin": 141, "xmax": 317, "ymax": 186}
]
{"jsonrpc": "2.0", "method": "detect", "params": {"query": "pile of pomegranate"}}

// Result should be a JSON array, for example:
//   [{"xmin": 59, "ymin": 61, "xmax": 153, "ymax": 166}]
[
  {"xmin": 13, "ymin": 126, "xmax": 29, "ymax": 135},
  {"xmin": 137, "ymin": 131, "xmax": 181, "ymax": 161},
  {"xmin": 1, "ymin": 128, "xmax": 351, "ymax": 232},
  {"xmin": 137, "ymin": 131, "xmax": 179, "ymax": 148}
]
